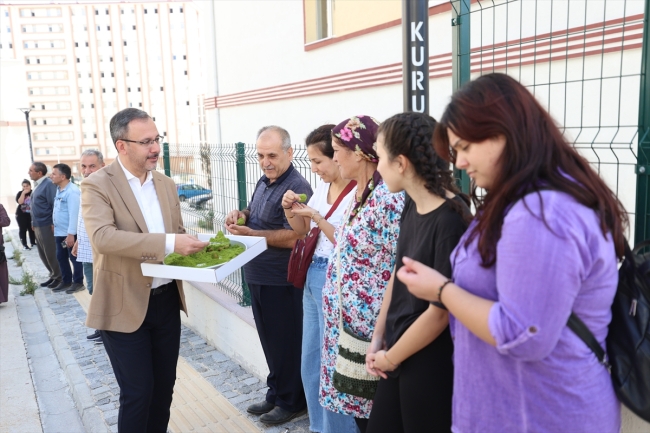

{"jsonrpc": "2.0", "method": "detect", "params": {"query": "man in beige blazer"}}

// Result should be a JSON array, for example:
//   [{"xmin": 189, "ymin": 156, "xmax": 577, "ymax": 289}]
[{"xmin": 82, "ymin": 108, "xmax": 207, "ymax": 432}]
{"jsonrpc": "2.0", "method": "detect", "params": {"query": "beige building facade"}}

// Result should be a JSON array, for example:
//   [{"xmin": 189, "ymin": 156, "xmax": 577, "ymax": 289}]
[{"xmin": 0, "ymin": 1, "xmax": 205, "ymax": 181}]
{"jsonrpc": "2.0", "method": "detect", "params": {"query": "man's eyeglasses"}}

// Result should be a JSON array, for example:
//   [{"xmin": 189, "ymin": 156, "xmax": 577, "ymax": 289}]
[{"xmin": 119, "ymin": 135, "xmax": 164, "ymax": 147}]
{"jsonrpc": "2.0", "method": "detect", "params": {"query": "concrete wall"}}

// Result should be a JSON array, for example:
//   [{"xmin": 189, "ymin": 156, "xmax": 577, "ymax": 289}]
[{"xmin": 180, "ymin": 281, "xmax": 268, "ymax": 380}]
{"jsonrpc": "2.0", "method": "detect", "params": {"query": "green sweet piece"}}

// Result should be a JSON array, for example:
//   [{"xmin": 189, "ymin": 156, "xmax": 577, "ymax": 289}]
[
  {"xmin": 298, "ymin": 193, "xmax": 307, "ymax": 203},
  {"xmin": 237, "ymin": 217, "xmax": 245, "ymax": 226},
  {"xmin": 163, "ymin": 231, "xmax": 245, "ymax": 268}
]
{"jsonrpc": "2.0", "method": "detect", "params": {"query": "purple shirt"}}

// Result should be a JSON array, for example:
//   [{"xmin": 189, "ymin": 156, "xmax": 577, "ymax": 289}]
[{"xmin": 450, "ymin": 190, "xmax": 620, "ymax": 433}]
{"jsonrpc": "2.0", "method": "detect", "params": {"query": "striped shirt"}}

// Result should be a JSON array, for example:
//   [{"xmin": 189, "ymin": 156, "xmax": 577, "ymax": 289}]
[{"xmin": 76, "ymin": 193, "xmax": 93, "ymax": 263}]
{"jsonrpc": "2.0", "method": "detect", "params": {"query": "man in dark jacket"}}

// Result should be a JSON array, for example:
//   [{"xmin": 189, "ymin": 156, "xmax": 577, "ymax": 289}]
[{"xmin": 28, "ymin": 162, "xmax": 62, "ymax": 288}]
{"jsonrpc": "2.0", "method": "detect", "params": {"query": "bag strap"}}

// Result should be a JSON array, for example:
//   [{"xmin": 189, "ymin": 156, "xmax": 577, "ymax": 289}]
[
  {"xmin": 567, "ymin": 313, "xmax": 609, "ymax": 369},
  {"xmin": 323, "ymin": 181, "xmax": 356, "ymax": 221},
  {"xmin": 336, "ymin": 241, "xmax": 344, "ymax": 331}
]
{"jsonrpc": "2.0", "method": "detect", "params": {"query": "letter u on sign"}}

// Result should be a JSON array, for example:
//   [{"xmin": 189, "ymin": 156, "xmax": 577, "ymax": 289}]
[{"xmin": 411, "ymin": 46, "xmax": 424, "ymax": 66}]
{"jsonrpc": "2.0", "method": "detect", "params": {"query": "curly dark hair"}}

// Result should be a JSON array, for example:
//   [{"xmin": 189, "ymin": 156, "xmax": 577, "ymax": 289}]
[
  {"xmin": 378, "ymin": 112, "xmax": 469, "ymax": 217},
  {"xmin": 305, "ymin": 124, "xmax": 336, "ymax": 159}
]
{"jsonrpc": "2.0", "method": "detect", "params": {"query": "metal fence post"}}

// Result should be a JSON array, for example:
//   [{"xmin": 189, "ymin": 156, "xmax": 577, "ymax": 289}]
[
  {"xmin": 162, "ymin": 142, "xmax": 171, "ymax": 177},
  {"xmin": 450, "ymin": 0, "xmax": 471, "ymax": 194},
  {"xmin": 636, "ymin": 0, "xmax": 650, "ymax": 245},
  {"xmin": 235, "ymin": 142, "xmax": 251, "ymax": 306}
]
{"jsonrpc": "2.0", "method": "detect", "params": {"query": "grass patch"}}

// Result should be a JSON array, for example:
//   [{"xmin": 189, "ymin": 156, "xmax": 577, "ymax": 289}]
[
  {"xmin": 11, "ymin": 249, "xmax": 23, "ymax": 266},
  {"xmin": 19, "ymin": 273, "xmax": 38, "ymax": 296}
]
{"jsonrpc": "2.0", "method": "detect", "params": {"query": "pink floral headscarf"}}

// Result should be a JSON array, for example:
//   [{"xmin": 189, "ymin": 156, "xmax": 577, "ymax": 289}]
[{"xmin": 332, "ymin": 115, "xmax": 380, "ymax": 163}]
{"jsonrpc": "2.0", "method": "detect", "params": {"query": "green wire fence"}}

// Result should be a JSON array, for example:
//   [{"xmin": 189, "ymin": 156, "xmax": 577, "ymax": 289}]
[
  {"xmin": 161, "ymin": 0, "xmax": 650, "ymax": 304},
  {"xmin": 450, "ymin": 0, "xmax": 650, "ymax": 245},
  {"xmin": 160, "ymin": 142, "xmax": 317, "ymax": 305}
]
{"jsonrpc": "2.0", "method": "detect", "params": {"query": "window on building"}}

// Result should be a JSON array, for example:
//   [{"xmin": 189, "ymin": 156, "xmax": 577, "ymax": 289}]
[
  {"xmin": 102, "ymin": 88, "xmax": 106, "ymax": 93},
  {"xmin": 101, "ymin": 72, "xmax": 104, "ymax": 77},
  {"xmin": 133, "ymin": 25, "xmax": 136, "ymax": 30},
  {"xmin": 123, "ymin": 41, "xmax": 127, "ymax": 46},
  {"xmin": 144, "ymin": 9, "xmax": 148, "ymax": 14},
  {"xmin": 95, "ymin": 9, "xmax": 99, "ymax": 15},
  {"xmin": 184, "ymin": 71, "xmax": 187, "ymax": 75},
  {"xmin": 75, "ymin": 42, "xmax": 78, "ymax": 47},
  {"xmin": 186, "ymin": 101, "xmax": 190, "ymax": 106},
  {"xmin": 160, "ymin": 86, "xmax": 163, "ymax": 91},
  {"xmin": 111, "ymin": 72, "xmax": 114, "ymax": 77},
  {"xmin": 183, "ymin": 55, "xmax": 187, "ymax": 60},
  {"xmin": 139, "ymin": 102, "xmax": 142, "ymax": 107},
  {"xmin": 85, "ymin": 42, "xmax": 88, "ymax": 47},
  {"xmin": 105, "ymin": 9, "xmax": 109, "ymax": 15},
  {"xmin": 154, "ymin": 8, "xmax": 158, "ymax": 13},
  {"xmin": 128, "ymin": 87, "xmax": 131, "ymax": 92},
  {"xmin": 108, "ymin": 41, "xmax": 111, "ymax": 46}
]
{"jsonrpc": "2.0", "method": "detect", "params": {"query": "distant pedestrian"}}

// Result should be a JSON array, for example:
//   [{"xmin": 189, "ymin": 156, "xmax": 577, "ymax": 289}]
[
  {"xmin": 28, "ymin": 162, "xmax": 62, "ymax": 289},
  {"xmin": 0, "ymin": 204, "xmax": 11, "ymax": 304},
  {"xmin": 50, "ymin": 163, "xmax": 84, "ymax": 294},
  {"xmin": 15, "ymin": 179, "xmax": 36, "ymax": 250},
  {"xmin": 398, "ymin": 73, "xmax": 626, "ymax": 433},
  {"xmin": 71, "ymin": 149, "xmax": 105, "ymax": 342}
]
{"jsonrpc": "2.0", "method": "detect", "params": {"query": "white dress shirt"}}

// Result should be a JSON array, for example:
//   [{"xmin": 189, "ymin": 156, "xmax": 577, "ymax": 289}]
[{"xmin": 117, "ymin": 157, "xmax": 175, "ymax": 289}]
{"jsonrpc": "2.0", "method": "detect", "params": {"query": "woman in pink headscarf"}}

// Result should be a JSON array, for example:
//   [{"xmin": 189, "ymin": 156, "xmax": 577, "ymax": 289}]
[{"xmin": 318, "ymin": 116, "xmax": 404, "ymax": 433}]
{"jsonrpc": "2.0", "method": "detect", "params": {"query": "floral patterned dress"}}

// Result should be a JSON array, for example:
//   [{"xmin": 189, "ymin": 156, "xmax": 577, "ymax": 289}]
[{"xmin": 319, "ymin": 180, "xmax": 404, "ymax": 418}]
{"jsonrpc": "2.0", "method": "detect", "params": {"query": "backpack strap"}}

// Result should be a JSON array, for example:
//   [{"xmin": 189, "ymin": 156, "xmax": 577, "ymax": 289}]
[{"xmin": 567, "ymin": 313, "xmax": 610, "ymax": 369}]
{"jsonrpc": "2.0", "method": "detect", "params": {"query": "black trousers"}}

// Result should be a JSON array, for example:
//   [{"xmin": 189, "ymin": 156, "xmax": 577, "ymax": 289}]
[
  {"xmin": 248, "ymin": 283, "xmax": 306, "ymax": 412},
  {"xmin": 16, "ymin": 212, "xmax": 35, "ymax": 247},
  {"xmin": 101, "ymin": 283, "xmax": 181, "ymax": 433},
  {"xmin": 366, "ymin": 335, "xmax": 454, "ymax": 433}
]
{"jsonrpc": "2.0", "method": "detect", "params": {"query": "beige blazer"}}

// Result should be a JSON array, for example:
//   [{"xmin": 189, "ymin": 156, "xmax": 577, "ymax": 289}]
[{"xmin": 81, "ymin": 160, "xmax": 187, "ymax": 332}]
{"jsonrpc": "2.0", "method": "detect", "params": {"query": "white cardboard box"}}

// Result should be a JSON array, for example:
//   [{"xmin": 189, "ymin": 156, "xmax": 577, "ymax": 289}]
[{"xmin": 140, "ymin": 234, "xmax": 267, "ymax": 284}]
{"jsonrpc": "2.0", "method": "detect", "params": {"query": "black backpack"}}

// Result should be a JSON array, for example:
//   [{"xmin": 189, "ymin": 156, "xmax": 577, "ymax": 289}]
[{"xmin": 568, "ymin": 239, "xmax": 650, "ymax": 422}]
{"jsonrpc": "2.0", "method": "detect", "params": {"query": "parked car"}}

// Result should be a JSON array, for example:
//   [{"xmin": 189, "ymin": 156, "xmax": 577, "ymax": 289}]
[
  {"xmin": 187, "ymin": 193, "xmax": 213, "ymax": 210},
  {"xmin": 176, "ymin": 183, "xmax": 211, "ymax": 201}
]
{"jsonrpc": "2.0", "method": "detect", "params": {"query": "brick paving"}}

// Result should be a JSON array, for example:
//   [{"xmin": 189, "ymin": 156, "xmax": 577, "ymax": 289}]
[{"xmin": 44, "ymin": 288, "xmax": 309, "ymax": 432}]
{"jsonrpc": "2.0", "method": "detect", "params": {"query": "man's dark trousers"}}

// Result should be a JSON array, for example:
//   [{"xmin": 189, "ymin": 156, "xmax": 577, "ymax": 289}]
[
  {"xmin": 100, "ymin": 283, "xmax": 181, "ymax": 433},
  {"xmin": 55, "ymin": 236, "xmax": 83, "ymax": 284},
  {"xmin": 248, "ymin": 283, "xmax": 306, "ymax": 412}
]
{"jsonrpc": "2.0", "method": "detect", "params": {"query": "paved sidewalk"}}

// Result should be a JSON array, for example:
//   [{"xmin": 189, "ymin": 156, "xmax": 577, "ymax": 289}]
[
  {"xmin": 2, "ymin": 235, "xmax": 85, "ymax": 433},
  {"xmin": 7, "ymin": 229, "xmax": 310, "ymax": 433}
]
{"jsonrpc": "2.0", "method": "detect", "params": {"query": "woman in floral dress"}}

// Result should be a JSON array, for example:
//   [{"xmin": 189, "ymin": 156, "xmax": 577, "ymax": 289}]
[{"xmin": 319, "ymin": 115, "xmax": 404, "ymax": 433}]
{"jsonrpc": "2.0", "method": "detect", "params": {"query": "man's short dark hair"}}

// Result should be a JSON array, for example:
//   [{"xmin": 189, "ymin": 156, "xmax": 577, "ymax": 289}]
[
  {"xmin": 110, "ymin": 108, "xmax": 151, "ymax": 148},
  {"xmin": 53, "ymin": 163, "xmax": 71, "ymax": 180},
  {"xmin": 32, "ymin": 162, "xmax": 47, "ymax": 176}
]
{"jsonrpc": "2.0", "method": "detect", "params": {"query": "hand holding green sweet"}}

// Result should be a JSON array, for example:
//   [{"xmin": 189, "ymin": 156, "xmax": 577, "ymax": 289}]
[
  {"xmin": 298, "ymin": 193, "xmax": 307, "ymax": 203},
  {"xmin": 236, "ymin": 217, "xmax": 245, "ymax": 226}
]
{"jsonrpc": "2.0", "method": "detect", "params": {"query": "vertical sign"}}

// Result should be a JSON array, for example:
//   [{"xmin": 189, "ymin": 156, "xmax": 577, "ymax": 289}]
[{"xmin": 403, "ymin": 0, "xmax": 429, "ymax": 113}]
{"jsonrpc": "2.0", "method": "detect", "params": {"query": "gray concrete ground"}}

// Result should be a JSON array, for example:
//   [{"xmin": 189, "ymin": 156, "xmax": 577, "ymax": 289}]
[
  {"xmin": 4, "ymin": 228, "xmax": 310, "ymax": 433},
  {"xmin": 2, "ymin": 237, "xmax": 85, "ymax": 433}
]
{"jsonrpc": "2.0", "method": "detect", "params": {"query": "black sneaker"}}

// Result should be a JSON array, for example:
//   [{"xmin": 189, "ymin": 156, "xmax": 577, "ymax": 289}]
[
  {"xmin": 47, "ymin": 279, "xmax": 62, "ymax": 288},
  {"xmin": 65, "ymin": 283, "xmax": 85, "ymax": 294},
  {"xmin": 259, "ymin": 406, "xmax": 307, "ymax": 425},
  {"xmin": 23, "ymin": 246, "xmax": 31, "ymax": 251},
  {"xmin": 94, "ymin": 335, "xmax": 103, "ymax": 345},
  {"xmin": 86, "ymin": 330, "xmax": 101, "ymax": 340},
  {"xmin": 40, "ymin": 278, "xmax": 54, "ymax": 287},
  {"xmin": 52, "ymin": 282, "xmax": 72, "ymax": 292},
  {"xmin": 247, "ymin": 400, "xmax": 275, "ymax": 415}
]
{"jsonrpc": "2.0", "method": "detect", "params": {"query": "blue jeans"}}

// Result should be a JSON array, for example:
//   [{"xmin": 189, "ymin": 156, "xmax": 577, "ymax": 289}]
[
  {"xmin": 301, "ymin": 256, "xmax": 358, "ymax": 433},
  {"xmin": 83, "ymin": 262, "xmax": 93, "ymax": 295},
  {"xmin": 55, "ymin": 236, "xmax": 83, "ymax": 284}
]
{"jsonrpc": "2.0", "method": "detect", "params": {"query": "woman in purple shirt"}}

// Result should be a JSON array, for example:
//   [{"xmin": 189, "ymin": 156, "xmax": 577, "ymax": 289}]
[{"xmin": 397, "ymin": 73, "xmax": 627, "ymax": 433}]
